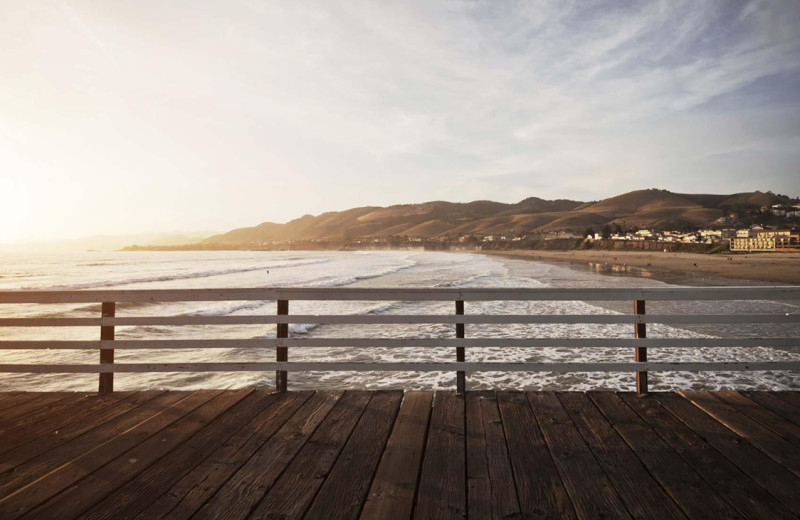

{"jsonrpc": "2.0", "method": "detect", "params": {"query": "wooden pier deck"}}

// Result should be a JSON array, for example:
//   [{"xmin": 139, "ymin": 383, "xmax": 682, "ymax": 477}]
[{"xmin": 0, "ymin": 391, "xmax": 799, "ymax": 519}]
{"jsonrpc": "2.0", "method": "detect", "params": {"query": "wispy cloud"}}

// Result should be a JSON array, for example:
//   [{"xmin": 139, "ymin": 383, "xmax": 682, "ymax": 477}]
[{"xmin": 0, "ymin": 0, "xmax": 799, "ymax": 241}]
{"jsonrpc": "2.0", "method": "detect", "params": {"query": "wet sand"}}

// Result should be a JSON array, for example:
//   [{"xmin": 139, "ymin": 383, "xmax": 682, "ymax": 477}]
[{"xmin": 482, "ymin": 250, "xmax": 800, "ymax": 285}]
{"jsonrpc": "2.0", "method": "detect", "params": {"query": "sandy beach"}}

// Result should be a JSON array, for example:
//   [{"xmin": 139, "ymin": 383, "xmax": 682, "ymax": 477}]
[{"xmin": 483, "ymin": 250, "xmax": 800, "ymax": 285}]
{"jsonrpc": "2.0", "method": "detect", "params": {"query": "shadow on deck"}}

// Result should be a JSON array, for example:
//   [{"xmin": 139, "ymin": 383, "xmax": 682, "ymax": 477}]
[{"xmin": 0, "ymin": 389, "xmax": 799, "ymax": 519}]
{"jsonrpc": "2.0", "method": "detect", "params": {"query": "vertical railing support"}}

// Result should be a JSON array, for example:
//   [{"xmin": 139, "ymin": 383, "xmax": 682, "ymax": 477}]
[
  {"xmin": 99, "ymin": 301, "xmax": 115, "ymax": 394},
  {"xmin": 456, "ymin": 300, "xmax": 465, "ymax": 394},
  {"xmin": 634, "ymin": 299, "xmax": 647, "ymax": 395},
  {"xmin": 276, "ymin": 299, "xmax": 289, "ymax": 392}
]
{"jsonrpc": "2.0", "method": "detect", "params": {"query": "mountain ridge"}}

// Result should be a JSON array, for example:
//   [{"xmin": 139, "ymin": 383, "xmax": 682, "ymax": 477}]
[{"xmin": 202, "ymin": 189, "xmax": 795, "ymax": 245}]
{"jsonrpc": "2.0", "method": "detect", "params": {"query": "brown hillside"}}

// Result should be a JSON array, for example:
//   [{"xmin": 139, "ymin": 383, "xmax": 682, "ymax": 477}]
[{"xmin": 201, "ymin": 189, "xmax": 787, "ymax": 244}]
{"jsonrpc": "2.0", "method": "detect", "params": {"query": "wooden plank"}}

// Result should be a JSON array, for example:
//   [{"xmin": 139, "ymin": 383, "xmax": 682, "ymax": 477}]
[
  {"xmin": 0, "ymin": 393, "xmax": 59, "ymax": 413},
  {"xmin": 680, "ymin": 390, "xmax": 800, "ymax": 477},
  {"xmin": 465, "ymin": 391, "xmax": 520, "ymax": 520},
  {"xmin": 304, "ymin": 391, "xmax": 405, "ymax": 520},
  {"xmin": 0, "ymin": 392, "xmax": 167, "ymax": 494},
  {"xmin": 741, "ymin": 391, "xmax": 800, "ymax": 427},
  {"xmin": 589, "ymin": 392, "xmax": 743, "ymax": 519},
  {"xmin": 6, "ymin": 337, "xmax": 799, "ymax": 349},
  {"xmin": 6, "ymin": 313, "xmax": 799, "ymax": 327},
  {"xmin": 17, "ymin": 390, "xmax": 250, "ymax": 520},
  {"xmin": 556, "ymin": 393, "xmax": 686, "ymax": 520},
  {"xmin": 621, "ymin": 392, "xmax": 797, "ymax": 520},
  {"xmin": 0, "ymin": 393, "xmax": 22, "ymax": 405},
  {"xmin": 5, "ymin": 360, "xmax": 800, "ymax": 375},
  {"xmin": 0, "ymin": 394, "xmax": 97, "ymax": 455},
  {"xmin": 77, "ymin": 390, "xmax": 276, "ymax": 520},
  {"xmin": 190, "ymin": 391, "xmax": 342, "ymax": 520},
  {"xmin": 496, "ymin": 391, "xmax": 576, "ymax": 519},
  {"xmin": 655, "ymin": 392, "xmax": 800, "ymax": 516},
  {"xmin": 0, "ymin": 393, "xmax": 87, "ymax": 436},
  {"xmin": 360, "ymin": 391, "xmax": 432, "ymax": 520},
  {"xmin": 249, "ymin": 391, "xmax": 374, "ymax": 519},
  {"xmin": 2, "ymin": 285, "xmax": 798, "ymax": 303},
  {"xmin": 774, "ymin": 391, "xmax": 800, "ymax": 409},
  {"xmin": 528, "ymin": 392, "xmax": 631, "ymax": 519},
  {"xmin": 0, "ymin": 393, "xmax": 73, "ymax": 423},
  {"xmin": 415, "ymin": 391, "xmax": 467, "ymax": 520},
  {"xmin": 134, "ymin": 391, "xmax": 312, "ymax": 520},
  {"xmin": 0, "ymin": 392, "xmax": 135, "ymax": 459},
  {"xmin": 714, "ymin": 391, "xmax": 800, "ymax": 444},
  {"xmin": 0, "ymin": 390, "xmax": 217, "ymax": 519}
]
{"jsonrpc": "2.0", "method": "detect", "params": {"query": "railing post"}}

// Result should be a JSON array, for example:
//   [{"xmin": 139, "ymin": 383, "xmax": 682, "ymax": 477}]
[
  {"xmin": 99, "ymin": 301, "xmax": 115, "ymax": 394},
  {"xmin": 456, "ymin": 300, "xmax": 465, "ymax": 394},
  {"xmin": 276, "ymin": 299, "xmax": 289, "ymax": 392},
  {"xmin": 634, "ymin": 299, "xmax": 647, "ymax": 395}
]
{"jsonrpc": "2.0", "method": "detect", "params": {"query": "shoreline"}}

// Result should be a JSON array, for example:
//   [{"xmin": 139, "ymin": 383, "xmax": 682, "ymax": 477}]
[{"xmin": 482, "ymin": 250, "xmax": 800, "ymax": 286}]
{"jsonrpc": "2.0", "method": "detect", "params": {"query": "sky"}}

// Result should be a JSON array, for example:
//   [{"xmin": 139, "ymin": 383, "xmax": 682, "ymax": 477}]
[{"xmin": 2, "ymin": 0, "xmax": 799, "ymax": 243}]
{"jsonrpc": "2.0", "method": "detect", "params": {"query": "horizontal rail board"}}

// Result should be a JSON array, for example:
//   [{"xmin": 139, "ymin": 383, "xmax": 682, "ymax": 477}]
[
  {"xmin": 1, "ymin": 361, "xmax": 799, "ymax": 373},
  {"xmin": 1, "ymin": 286, "xmax": 799, "ymax": 303},
  {"xmin": 2, "ymin": 338, "xmax": 799, "ymax": 349},
  {"xmin": 2, "ymin": 313, "xmax": 799, "ymax": 327}
]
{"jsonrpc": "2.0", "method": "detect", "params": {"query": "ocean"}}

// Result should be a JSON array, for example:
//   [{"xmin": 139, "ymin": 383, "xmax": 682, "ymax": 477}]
[{"xmin": 1, "ymin": 250, "xmax": 798, "ymax": 392}]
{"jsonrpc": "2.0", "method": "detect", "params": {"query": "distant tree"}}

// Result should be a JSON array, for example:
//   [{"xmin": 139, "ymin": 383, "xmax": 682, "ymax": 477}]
[
  {"xmin": 612, "ymin": 223, "xmax": 623, "ymax": 235},
  {"xmin": 584, "ymin": 227, "xmax": 595, "ymax": 239},
  {"xmin": 601, "ymin": 224, "xmax": 612, "ymax": 239}
]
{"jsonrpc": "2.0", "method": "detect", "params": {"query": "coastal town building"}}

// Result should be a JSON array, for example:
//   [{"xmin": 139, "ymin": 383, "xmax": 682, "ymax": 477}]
[{"xmin": 730, "ymin": 229, "xmax": 800, "ymax": 251}]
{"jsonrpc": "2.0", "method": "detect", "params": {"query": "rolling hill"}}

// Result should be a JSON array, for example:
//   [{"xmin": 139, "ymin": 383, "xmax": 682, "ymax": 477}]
[{"xmin": 202, "ymin": 189, "xmax": 789, "ymax": 245}]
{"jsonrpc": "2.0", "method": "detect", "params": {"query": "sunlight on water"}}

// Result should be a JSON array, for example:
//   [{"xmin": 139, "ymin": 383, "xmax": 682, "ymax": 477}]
[{"xmin": 1, "ymin": 250, "xmax": 798, "ymax": 391}]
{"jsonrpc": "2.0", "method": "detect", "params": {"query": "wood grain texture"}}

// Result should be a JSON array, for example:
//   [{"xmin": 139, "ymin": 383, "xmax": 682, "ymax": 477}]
[
  {"xmin": 497, "ymin": 391, "xmax": 576, "ymax": 519},
  {"xmin": 189, "ymin": 391, "xmax": 341, "ymax": 520},
  {"xmin": 1, "ymin": 391, "xmax": 798, "ymax": 520},
  {"xmin": 556, "ymin": 392, "xmax": 687, "ymax": 520},
  {"xmin": 655, "ymin": 392, "xmax": 800, "ymax": 516},
  {"xmin": 360, "ymin": 391, "xmax": 432, "ymax": 520},
  {"xmin": 528, "ymin": 392, "xmax": 630, "ymax": 520},
  {"xmin": 465, "ymin": 391, "xmax": 520, "ymax": 520},
  {"xmin": 589, "ymin": 392, "xmax": 743, "ymax": 520},
  {"xmin": 621, "ymin": 392, "xmax": 796, "ymax": 520},
  {"xmin": 681, "ymin": 390, "xmax": 800, "ymax": 477},
  {"xmin": 415, "ymin": 392, "xmax": 467, "ymax": 520}
]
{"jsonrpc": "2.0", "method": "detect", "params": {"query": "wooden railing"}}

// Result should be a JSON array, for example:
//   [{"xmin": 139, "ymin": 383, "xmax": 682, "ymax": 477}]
[{"xmin": 1, "ymin": 287, "xmax": 799, "ymax": 395}]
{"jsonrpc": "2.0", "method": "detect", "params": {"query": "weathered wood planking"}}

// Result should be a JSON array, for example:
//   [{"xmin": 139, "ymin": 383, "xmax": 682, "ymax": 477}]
[
  {"xmin": 497, "ymin": 391, "xmax": 576, "ymax": 519},
  {"xmin": 303, "ymin": 391, "xmax": 402, "ymax": 520},
  {"xmin": 0, "ymin": 391, "xmax": 179, "ymax": 498},
  {"xmin": 360, "ymin": 391, "xmax": 432, "ymax": 520},
  {"xmin": 78, "ymin": 390, "xmax": 276, "ymax": 520},
  {"xmin": 0, "ymin": 390, "xmax": 219, "ymax": 519},
  {"xmin": 1, "ymin": 391, "xmax": 800, "ymax": 520},
  {"xmin": 741, "ymin": 390, "xmax": 800, "ymax": 427},
  {"xmin": 133, "ymin": 392, "xmax": 313, "ymax": 520},
  {"xmin": 415, "ymin": 392, "xmax": 467, "ymax": 520},
  {"xmin": 712, "ymin": 390, "xmax": 800, "ymax": 445},
  {"xmin": 0, "ymin": 391, "xmax": 148, "ymax": 472},
  {"xmin": 465, "ymin": 392, "xmax": 521, "ymax": 520},
  {"xmin": 528, "ymin": 392, "xmax": 631, "ymax": 519},
  {"xmin": 589, "ymin": 392, "xmax": 744, "ymax": 519},
  {"xmin": 655, "ymin": 392, "xmax": 800, "ymax": 516},
  {"xmin": 189, "ymin": 391, "xmax": 341, "ymax": 520},
  {"xmin": 620, "ymin": 392, "xmax": 797, "ymax": 520},
  {"xmin": 17, "ymin": 390, "xmax": 248, "ymax": 520},
  {"xmin": 249, "ymin": 391, "xmax": 373, "ymax": 519},
  {"xmin": 680, "ymin": 390, "xmax": 800, "ymax": 477},
  {"xmin": 556, "ymin": 392, "xmax": 687, "ymax": 520}
]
